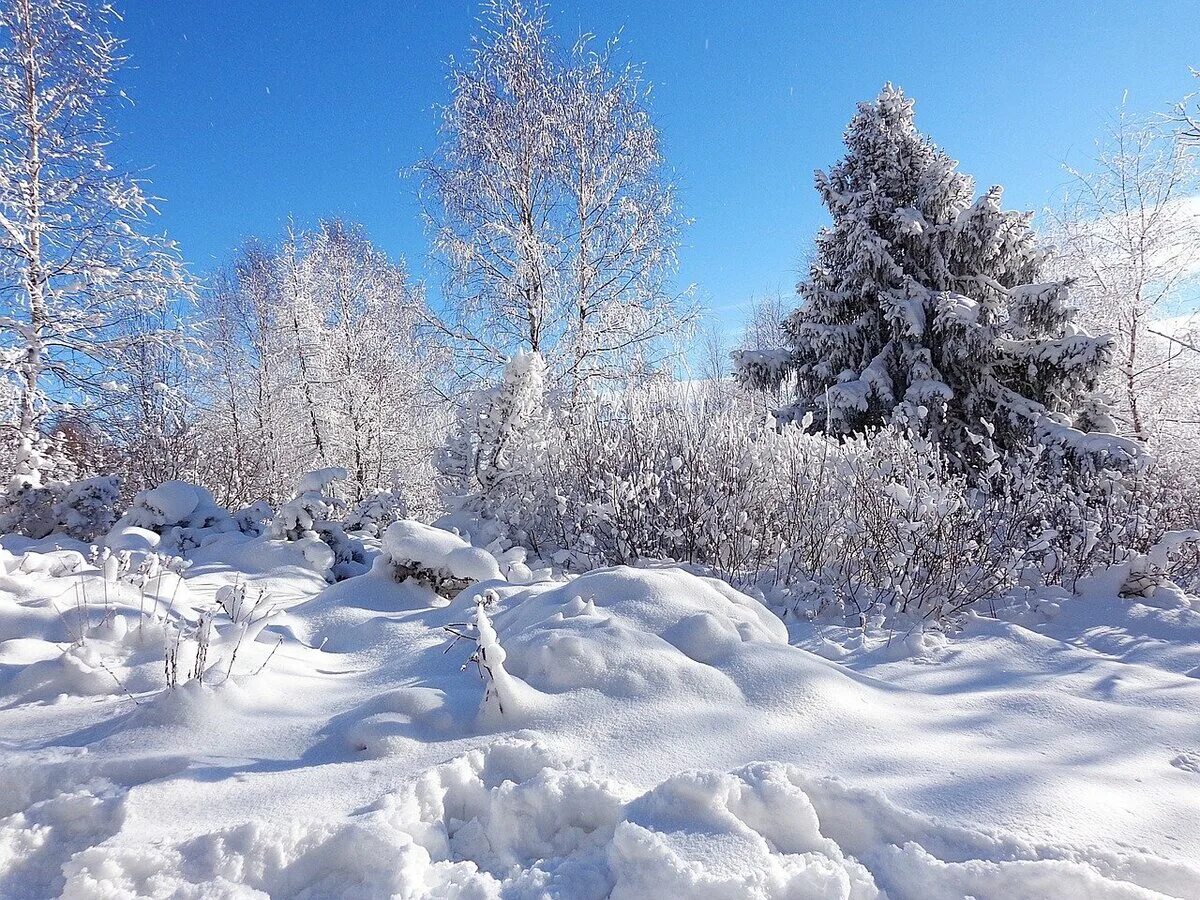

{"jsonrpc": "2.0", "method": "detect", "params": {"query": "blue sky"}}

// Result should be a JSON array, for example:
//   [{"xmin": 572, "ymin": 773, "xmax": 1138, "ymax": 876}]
[{"xmin": 112, "ymin": 1, "xmax": 1200, "ymax": 331}]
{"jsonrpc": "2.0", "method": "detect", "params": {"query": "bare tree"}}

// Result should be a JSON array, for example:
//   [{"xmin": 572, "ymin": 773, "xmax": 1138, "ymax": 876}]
[
  {"xmin": 305, "ymin": 220, "xmax": 450, "ymax": 504},
  {"xmin": 197, "ymin": 251, "xmax": 276, "ymax": 506},
  {"xmin": 741, "ymin": 290, "xmax": 790, "ymax": 353},
  {"xmin": 1175, "ymin": 69, "xmax": 1200, "ymax": 146},
  {"xmin": 418, "ymin": 0, "xmax": 692, "ymax": 396},
  {"xmin": 0, "ymin": 0, "xmax": 191, "ymax": 480},
  {"xmin": 694, "ymin": 320, "xmax": 733, "ymax": 385},
  {"xmin": 1049, "ymin": 108, "xmax": 1200, "ymax": 450},
  {"xmin": 554, "ymin": 31, "xmax": 693, "ymax": 390},
  {"xmin": 279, "ymin": 224, "xmax": 331, "ymax": 467}
]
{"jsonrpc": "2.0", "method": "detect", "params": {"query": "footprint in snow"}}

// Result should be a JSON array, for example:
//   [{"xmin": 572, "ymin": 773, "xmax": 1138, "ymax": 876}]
[{"xmin": 1169, "ymin": 752, "xmax": 1200, "ymax": 774}]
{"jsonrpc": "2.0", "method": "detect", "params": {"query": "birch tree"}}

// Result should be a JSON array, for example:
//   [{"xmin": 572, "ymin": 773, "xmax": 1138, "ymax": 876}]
[
  {"xmin": 0, "ymin": 0, "xmax": 190, "ymax": 484},
  {"xmin": 305, "ymin": 219, "xmax": 450, "ymax": 505},
  {"xmin": 195, "ymin": 247, "xmax": 286, "ymax": 507},
  {"xmin": 194, "ymin": 223, "xmax": 448, "ymax": 513},
  {"xmin": 279, "ymin": 224, "xmax": 332, "ymax": 467},
  {"xmin": 418, "ymin": 0, "xmax": 692, "ymax": 395},
  {"xmin": 1050, "ymin": 109, "xmax": 1200, "ymax": 452},
  {"xmin": 1176, "ymin": 69, "xmax": 1200, "ymax": 147}
]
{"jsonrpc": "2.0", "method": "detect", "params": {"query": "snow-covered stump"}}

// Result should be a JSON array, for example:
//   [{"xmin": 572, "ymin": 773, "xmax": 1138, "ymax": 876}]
[{"xmin": 374, "ymin": 520, "xmax": 503, "ymax": 597}]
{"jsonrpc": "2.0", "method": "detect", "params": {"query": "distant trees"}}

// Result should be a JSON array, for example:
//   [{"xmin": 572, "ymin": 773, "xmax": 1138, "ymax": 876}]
[
  {"xmin": 735, "ymin": 85, "xmax": 1123, "ymax": 470},
  {"xmin": 0, "ymin": 0, "xmax": 191, "ymax": 487},
  {"xmin": 1050, "ymin": 109, "xmax": 1200, "ymax": 455},
  {"xmin": 196, "ymin": 222, "xmax": 448, "ymax": 512},
  {"xmin": 418, "ymin": 0, "xmax": 693, "ymax": 396},
  {"xmin": 741, "ymin": 291, "xmax": 791, "ymax": 357}
]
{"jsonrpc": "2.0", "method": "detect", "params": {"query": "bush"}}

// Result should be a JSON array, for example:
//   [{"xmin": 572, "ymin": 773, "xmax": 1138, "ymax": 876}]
[
  {"xmin": 109, "ymin": 480, "xmax": 236, "ymax": 553},
  {"xmin": 454, "ymin": 383, "xmax": 1198, "ymax": 623},
  {"xmin": 271, "ymin": 468, "xmax": 368, "ymax": 581},
  {"xmin": 0, "ymin": 471, "xmax": 120, "ymax": 544}
]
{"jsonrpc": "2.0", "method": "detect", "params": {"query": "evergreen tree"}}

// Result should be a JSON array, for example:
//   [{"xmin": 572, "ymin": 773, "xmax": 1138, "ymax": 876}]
[
  {"xmin": 735, "ymin": 85, "xmax": 1125, "ymax": 469},
  {"xmin": 439, "ymin": 350, "xmax": 550, "ymax": 525}
]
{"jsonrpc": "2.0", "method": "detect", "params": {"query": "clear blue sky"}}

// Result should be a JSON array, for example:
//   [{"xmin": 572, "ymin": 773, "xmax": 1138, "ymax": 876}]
[{"xmin": 111, "ymin": 0, "xmax": 1200, "ymax": 330}]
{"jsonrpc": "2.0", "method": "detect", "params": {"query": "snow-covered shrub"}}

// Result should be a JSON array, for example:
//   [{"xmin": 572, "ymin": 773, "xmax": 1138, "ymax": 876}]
[
  {"xmin": 271, "ymin": 468, "xmax": 347, "ymax": 540},
  {"xmin": 1029, "ymin": 458, "xmax": 1200, "ymax": 594},
  {"xmin": 110, "ymin": 480, "xmax": 236, "ymax": 553},
  {"xmin": 0, "ymin": 479, "xmax": 58, "ymax": 539},
  {"xmin": 0, "ymin": 437, "xmax": 60, "ymax": 538},
  {"xmin": 0, "ymin": 435, "xmax": 110, "ymax": 540},
  {"xmin": 447, "ymin": 384, "xmax": 1035, "ymax": 621},
  {"xmin": 439, "ymin": 351, "xmax": 550, "ymax": 533},
  {"xmin": 344, "ymin": 490, "xmax": 407, "ymax": 537},
  {"xmin": 374, "ymin": 519, "xmax": 503, "ymax": 596},
  {"xmin": 53, "ymin": 476, "xmax": 121, "ymax": 542},
  {"xmin": 453, "ymin": 382, "xmax": 1196, "ymax": 623},
  {"xmin": 232, "ymin": 500, "xmax": 273, "ymax": 536},
  {"xmin": 271, "ymin": 468, "xmax": 367, "ymax": 580}
]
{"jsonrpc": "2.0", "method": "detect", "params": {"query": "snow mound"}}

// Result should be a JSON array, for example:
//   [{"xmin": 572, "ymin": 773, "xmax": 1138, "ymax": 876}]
[
  {"xmin": 56, "ymin": 738, "xmax": 1195, "ymax": 899},
  {"xmin": 471, "ymin": 566, "xmax": 787, "ymax": 699},
  {"xmin": 378, "ymin": 520, "xmax": 503, "ymax": 588},
  {"xmin": 136, "ymin": 482, "xmax": 207, "ymax": 523},
  {"xmin": 297, "ymin": 467, "xmax": 350, "ymax": 495}
]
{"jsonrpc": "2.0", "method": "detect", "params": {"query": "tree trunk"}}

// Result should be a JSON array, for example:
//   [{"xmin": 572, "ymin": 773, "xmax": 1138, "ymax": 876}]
[{"xmin": 16, "ymin": 0, "xmax": 46, "ymax": 441}]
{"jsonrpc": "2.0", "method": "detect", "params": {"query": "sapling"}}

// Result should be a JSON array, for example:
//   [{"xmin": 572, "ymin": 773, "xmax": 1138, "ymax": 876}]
[
  {"xmin": 164, "ymin": 556, "xmax": 193, "ymax": 620},
  {"xmin": 163, "ymin": 587, "xmax": 281, "ymax": 689},
  {"xmin": 444, "ymin": 589, "xmax": 514, "ymax": 715}
]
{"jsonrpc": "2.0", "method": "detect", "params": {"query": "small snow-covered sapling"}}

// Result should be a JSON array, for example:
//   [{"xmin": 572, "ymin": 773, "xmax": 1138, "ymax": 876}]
[{"xmin": 444, "ymin": 588, "xmax": 511, "ymax": 715}]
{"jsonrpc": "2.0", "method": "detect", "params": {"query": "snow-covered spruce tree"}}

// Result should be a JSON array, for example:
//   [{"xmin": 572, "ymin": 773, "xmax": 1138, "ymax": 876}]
[
  {"xmin": 0, "ymin": 0, "xmax": 191, "ymax": 491},
  {"xmin": 439, "ymin": 351, "xmax": 551, "ymax": 538},
  {"xmin": 735, "ymin": 85, "xmax": 1127, "ymax": 470}
]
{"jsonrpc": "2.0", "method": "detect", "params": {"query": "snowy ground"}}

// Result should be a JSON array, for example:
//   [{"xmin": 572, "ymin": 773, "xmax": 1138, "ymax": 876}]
[{"xmin": 2, "ymin": 531, "xmax": 1200, "ymax": 898}]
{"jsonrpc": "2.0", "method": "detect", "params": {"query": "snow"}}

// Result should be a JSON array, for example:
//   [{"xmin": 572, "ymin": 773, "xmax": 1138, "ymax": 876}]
[
  {"xmin": 297, "ymin": 467, "xmax": 350, "ymax": 494},
  {"xmin": 109, "ymin": 481, "xmax": 238, "ymax": 553},
  {"xmin": 379, "ymin": 519, "xmax": 504, "ymax": 585},
  {"xmin": 1, "ymin": 536, "xmax": 1199, "ymax": 897},
  {"xmin": 132, "ymin": 481, "xmax": 206, "ymax": 523}
]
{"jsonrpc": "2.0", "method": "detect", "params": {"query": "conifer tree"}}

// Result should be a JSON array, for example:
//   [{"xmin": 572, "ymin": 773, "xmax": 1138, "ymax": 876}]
[
  {"xmin": 439, "ymin": 350, "xmax": 550, "ymax": 523},
  {"xmin": 735, "ymin": 85, "xmax": 1125, "ymax": 469}
]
